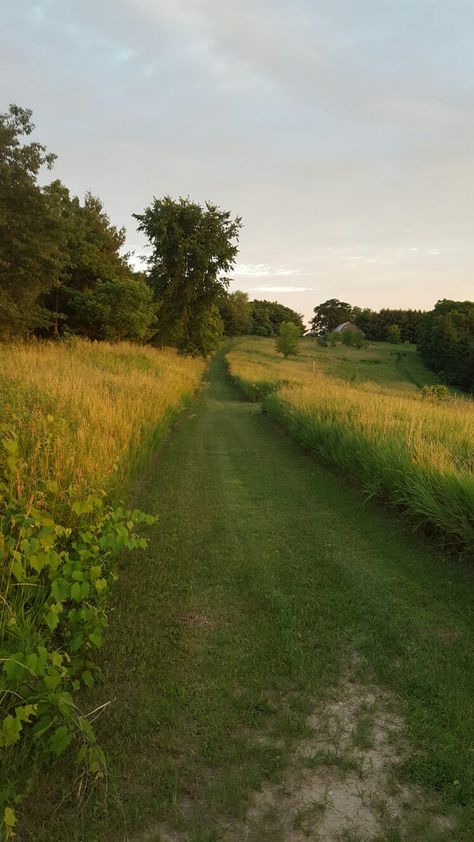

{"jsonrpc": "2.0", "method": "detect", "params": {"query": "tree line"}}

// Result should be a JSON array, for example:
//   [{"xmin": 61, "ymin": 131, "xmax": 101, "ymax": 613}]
[
  {"xmin": 0, "ymin": 105, "xmax": 303, "ymax": 355},
  {"xmin": 311, "ymin": 297, "xmax": 474, "ymax": 391},
  {"xmin": 3, "ymin": 105, "xmax": 471, "ymax": 379},
  {"xmin": 417, "ymin": 299, "xmax": 474, "ymax": 391},
  {"xmin": 310, "ymin": 298, "xmax": 424, "ymax": 343}
]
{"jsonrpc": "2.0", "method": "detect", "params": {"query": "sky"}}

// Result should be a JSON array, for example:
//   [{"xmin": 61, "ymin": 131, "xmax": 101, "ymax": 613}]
[{"xmin": 2, "ymin": 0, "xmax": 474, "ymax": 324}]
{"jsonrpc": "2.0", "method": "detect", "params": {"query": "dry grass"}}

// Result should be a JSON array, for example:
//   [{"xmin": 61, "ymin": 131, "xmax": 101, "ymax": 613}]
[
  {"xmin": 227, "ymin": 339, "xmax": 474, "ymax": 556},
  {"xmin": 0, "ymin": 339, "xmax": 205, "ymax": 501}
]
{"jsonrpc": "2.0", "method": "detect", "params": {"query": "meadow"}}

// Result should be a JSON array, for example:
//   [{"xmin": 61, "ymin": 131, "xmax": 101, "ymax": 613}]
[
  {"xmin": 0, "ymin": 339, "xmax": 205, "ymax": 503},
  {"xmin": 227, "ymin": 337, "xmax": 474, "ymax": 557},
  {"xmin": 0, "ymin": 340, "xmax": 204, "ymax": 836}
]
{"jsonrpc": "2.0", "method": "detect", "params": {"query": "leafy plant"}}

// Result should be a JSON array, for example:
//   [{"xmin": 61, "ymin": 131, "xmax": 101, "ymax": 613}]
[
  {"xmin": 421, "ymin": 384, "xmax": 450, "ymax": 402},
  {"xmin": 275, "ymin": 321, "xmax": 300, "ymax": 358},
  {"xmin": 0, "ymin": 435, "xmax": 155, "ymax": 837}
]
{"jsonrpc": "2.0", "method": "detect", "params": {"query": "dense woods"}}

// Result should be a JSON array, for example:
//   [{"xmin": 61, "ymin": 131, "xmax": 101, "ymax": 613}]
[{"xmin": 418, "ymin": 299, "xmax": 474, "ymax": 391}]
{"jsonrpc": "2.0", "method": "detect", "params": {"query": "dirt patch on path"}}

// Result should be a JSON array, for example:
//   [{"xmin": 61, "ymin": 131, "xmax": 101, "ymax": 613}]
[
  {"xmin": 144, "ymin": 664, "xmax": 455, "ymax": 842},
  {"xmin": 228, "ymin": 672, "xmax": 455, "ymax": 842}
]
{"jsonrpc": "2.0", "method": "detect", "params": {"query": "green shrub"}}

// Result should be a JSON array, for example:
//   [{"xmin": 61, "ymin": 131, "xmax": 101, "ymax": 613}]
[
  {"xmin": 341, "ymin": 329, "xmax": 366, "ymax": 349},
  {"xmin": 275, "ymin": 321, "xmax": 300, "ymax": 358},
  {"xmin": 421, "ymin": 384, "xmax": 450, "ymax": 402},
  {"xmin": 0, "ymin": 435, "xmax": 155, "ymax": 835},
  {"xmin": 386, "ymin": 324, "xmax": 401, "ymax": 344}
]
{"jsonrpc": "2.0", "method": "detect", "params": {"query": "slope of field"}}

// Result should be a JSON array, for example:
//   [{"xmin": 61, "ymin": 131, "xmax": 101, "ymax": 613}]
[
  {"xmin": 0, "ymin": 340, "xmax": 205, "ymax": 502},
  {"xmin": 23, "ymin": 350, "xmax": 474, "ymax": 841},
  {"xmin": 227, "ymin": 337, "xmax": 474, "ymax": 557},
  {"xmin": 226, "ymin": 335, "xmax": 441, "ymax": 400}
]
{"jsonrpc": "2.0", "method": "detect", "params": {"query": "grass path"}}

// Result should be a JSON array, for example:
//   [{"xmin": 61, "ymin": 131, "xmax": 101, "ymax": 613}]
[{"xmin": 28, "ymin": 350, "xmax": 474, "ymax": 841}]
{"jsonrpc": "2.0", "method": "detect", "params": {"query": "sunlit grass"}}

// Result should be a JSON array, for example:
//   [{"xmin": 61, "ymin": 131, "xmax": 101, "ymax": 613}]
[
  {"xmin": 227, "ymin": 337, "xmax": 474, "ymax": 556},
  {"xmin": 0, "ymin": 339, "xmax": 205, "ymax": 501},
  {"xmin": 226, "ymin": 335, "xmax": 442, "ymax": 399}
]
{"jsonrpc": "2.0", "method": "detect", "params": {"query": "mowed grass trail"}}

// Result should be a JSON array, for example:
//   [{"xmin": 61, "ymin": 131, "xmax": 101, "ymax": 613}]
[{"xmin": 26, "ymin": 351, "xmax": 474, "ymax": 841}]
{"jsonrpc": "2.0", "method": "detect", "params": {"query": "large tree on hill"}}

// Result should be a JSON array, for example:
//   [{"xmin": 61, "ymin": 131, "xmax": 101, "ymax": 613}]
[
  {"xmin": 0, "ymin": 105, "xmax": 62, "ymax": 336},
  {"xmin": 310, "ymin": 299, "xmax": 354, "ymax": 334},
  {"xmin": 134, "ymin": 196, "xmax": 242, "ymax": 354}
]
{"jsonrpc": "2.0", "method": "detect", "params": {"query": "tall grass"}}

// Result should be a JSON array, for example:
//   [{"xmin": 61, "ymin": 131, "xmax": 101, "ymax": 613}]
[
  {"xmin": 0, "ymin": 340, "xmax": 205, "ymax": 833},
  {"xmin": 227, "ymin": 349, "xmax": 474, "ymax": 558},
  {"xmin": 0, "ymin": 339, "xmax": 205, "ymax": 502}
]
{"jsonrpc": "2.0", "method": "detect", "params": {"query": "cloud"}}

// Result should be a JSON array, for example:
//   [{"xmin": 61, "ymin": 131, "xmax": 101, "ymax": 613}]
[
  {"xmin": 234, "ymin": 263, "xmax": 302, "ymax": 277},
  {"xmin": 248, "ymin": 285, "xmax": 313, "ymax": 293},
  {"xmin": 2, "ymin": 0, "xmax": 473, "ymax": 321}
]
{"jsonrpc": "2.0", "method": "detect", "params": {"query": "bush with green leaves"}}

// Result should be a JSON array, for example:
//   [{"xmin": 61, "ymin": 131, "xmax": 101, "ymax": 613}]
[
  {"xmin": 0, "ymin": 435, "xmax": 155, "ymax": 837},
  {"xmin": 275, "ymin": 321, "xmax": 300, "ymax": 358},
  {"xmin": 341, "ymin": 329, "xmax": 366, "ymax": 349},
  {"xmin": 421, "ymin": 384, "xmax": 450, "ymax": 402},
  {"xmin": 386, "ymin": 324, "xmax": 401, "ymax": 344}
]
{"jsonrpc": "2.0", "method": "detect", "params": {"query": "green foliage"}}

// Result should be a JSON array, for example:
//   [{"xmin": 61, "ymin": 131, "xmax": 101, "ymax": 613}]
[
  {"xmin": 184, "ymin": 305, "xmax": 224, "ymax": 357},
  {"xmin": 326, "ymin": 331, "xmax": 340, "ymax": 348},
  {"xmin": 219, "ymin": 291, "xmax": 252, "ymax": 336},
  {"xmin": 354, "ymin": 307, "xmax": 424, "ymax": 343},
  {"xmin": 42, "ymin": 187, "xmax": 145, "ymax": 340},
  {"xmin": 0, "ymin": 105, "xmax": 61, "ymax": 337},
  {"xmin": 86, "ymin": 276, "xmax": 156, "ymax": 342},
  {"xmin": 418, "ymin": 299, "xmax": 474, "ymax": 391},
  {"xmin": 134, "ymin": 196, "xmax": 242, "ymax": 355},
  {"xmin": 0, "ymin": 436, "xmax": 155, "ymax": 831},
  {"xmin": 385, "ymin": 324, "xmax": 401, "ymax": 344},
  {"xmin": 341, "ymin": 329, "xmax": 366, "ymax": 349},
  {"xmin": 263, "ymin": 382, "xmax": 474, "ymax": 558},
  {"xmin": 0, "ymin": 104, "xmax": 155, "ymax": 345},
  {"xmin": 421, "ymin": 384, "xmax": 450, "ymax": 402},
  {"xmin": 251, "ymin": 300, "xmax": 305, "ymax": 336},
  {"xmin": 275, "ymin": 322, "xmax": 300, "ymax": 358},
  {"xmin": 310, "ymin": 299, "xmax": 354, "ymax": 334}
]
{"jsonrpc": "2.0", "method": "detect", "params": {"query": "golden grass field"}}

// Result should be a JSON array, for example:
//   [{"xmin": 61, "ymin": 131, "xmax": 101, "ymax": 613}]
[
  {"xmin": 227, "ymin": 337, "xmax": 474, "ymax": 555},
  {"xmin": 0, "ymin": 339, "xmax": 205, "ymax": 502}
]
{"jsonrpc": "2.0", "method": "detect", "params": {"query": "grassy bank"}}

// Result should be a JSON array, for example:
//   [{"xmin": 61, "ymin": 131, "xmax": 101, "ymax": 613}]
[
  {"xmin": 23, "ymin": 351, "xmax": 474, "ymax": 841},
  {"xmin": 0, "ymin": 340, "xmax": 205, "ymax": 837},
  {"xmin": 227, "ymin": 338, "xmax": 474, "ymax": 558}
]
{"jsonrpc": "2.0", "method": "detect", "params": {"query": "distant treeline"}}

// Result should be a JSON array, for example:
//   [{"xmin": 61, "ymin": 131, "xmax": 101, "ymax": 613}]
[
  {"xmin": 0, "ymin": 105, "xmax": 304, "ymax": 355},
  {"xmin": 310, "ymin": 297, "xmax": 474, "ymax": 392},
  {"xmin": 220, "ymin": 295, "xmax": 304, "ymax": 338},
  {"xmin": 354, "ymin": 308, "xmax": 424, "ymax": 343},
  {"xmin": 310, "ymin": 299, "xmax": 424, "ymax": 343},
  {"xmin": 418, "ymin": 300, "xmax": 474, "ymax": 391}
]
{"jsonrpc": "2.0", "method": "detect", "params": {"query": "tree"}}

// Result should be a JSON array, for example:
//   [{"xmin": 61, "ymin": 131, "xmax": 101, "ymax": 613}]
[
  {"xmin": 185, "ymin": 304, "xmax": 224, "ymax": 357},
  {"xmin": 0, "ymin": 105, "xmax": 61, "ymax": 337},
  {"xmin": 275, "ymin": 321, "xmax": 300, "ymax": 358},
  {"xmin": 41, "ymin": 186, "xmax": 136, "ymax": 338},
  {"xmin": 89, "ymin": 276, "xmax": 156, "ymax": 342},
  {"xmin": 251, "ymin": 300, "xmax": 305, "ymax": 336},
  {"xmin": 418, "ymin": 300, "xmax": 474, "ymax": 391},
  {"xmin": 311, "ymin": 299, "xmax": 354, "ymax": 334},
  {"xmin": 354, "ymin": 308, "xmax": 424, "ymax": 343},
  {"xmin": 219, "ymin": 290, "xmax": 252, "ymax": 335},
  {"xmin": 134, "ymin": 196, "xmax": 242, "ymax": 355},
  {"xmin": 385, "ymin": 324, "xmax": 401, "ymax": 344}
]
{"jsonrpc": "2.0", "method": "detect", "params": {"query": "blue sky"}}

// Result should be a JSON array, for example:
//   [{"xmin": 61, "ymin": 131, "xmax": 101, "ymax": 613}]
[{"xmin": 2, "ymin": 0, "xmax": 474, "ymax": 322}]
